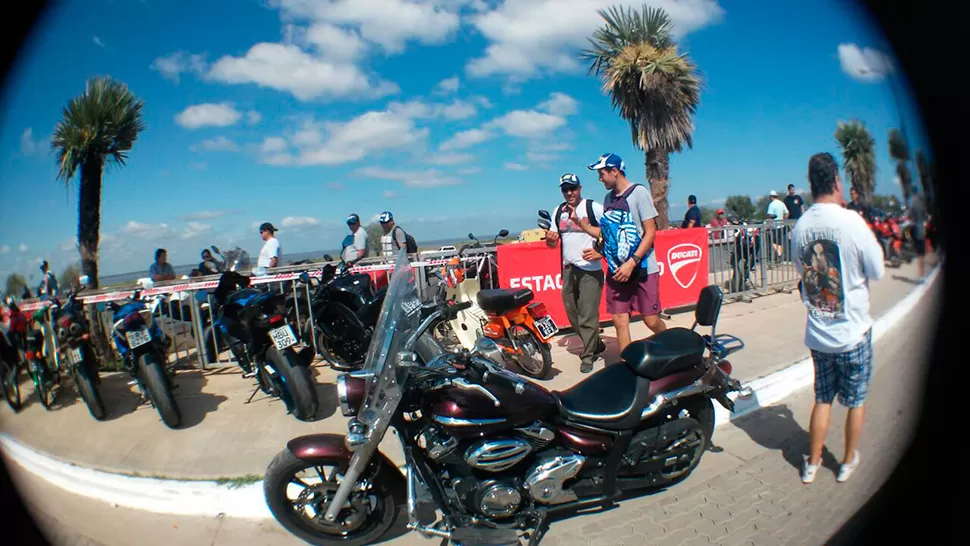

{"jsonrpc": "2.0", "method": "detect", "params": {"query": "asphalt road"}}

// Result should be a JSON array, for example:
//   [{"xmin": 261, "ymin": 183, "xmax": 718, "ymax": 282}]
[{"xmin": 5, "ymin": 277, "xmax": 940, "ymax": 546}]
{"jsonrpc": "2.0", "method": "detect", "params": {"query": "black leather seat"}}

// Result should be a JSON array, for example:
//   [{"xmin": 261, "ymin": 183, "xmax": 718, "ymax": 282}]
[
  {"xmin": 554, "ymin": 364, "xmax": 654, "ymax": 430},
  {"xmin": 476, "ymin": 288, "xmax": 534, "ymax": 314},
  {"xmin": 621, "ymin": 327, "xmax": 705, "ymax": 380}
]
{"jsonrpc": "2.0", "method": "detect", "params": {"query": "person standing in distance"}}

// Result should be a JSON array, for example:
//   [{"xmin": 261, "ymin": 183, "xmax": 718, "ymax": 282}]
[
  {"xmin": 544, "ymin": 173, "xmax": 607, "ymax": 373},
  {"xmin": 681, "ymin": 194, "xmax": 702, "ymax": 228},
  {"xmin": 342, "ymin": 213, "xmax": 368, "ymax": 264},
  {"xmin": 379, "ymin": 211, "xmax": 408, "ymax": 257},
  {"xmin": 792, "ymin": 152, "xmax": 885, "ymax": 484},
  {"xmin": 257, "ymin": 222, "xmax": 281, "ymax": 269},
  {"xmin": 784, "ymin": 184, "xmax": 805, "ymax": 221},
  {"xmin": 575, "ymin": 153, "xmax": 666, "ymax": 353}
]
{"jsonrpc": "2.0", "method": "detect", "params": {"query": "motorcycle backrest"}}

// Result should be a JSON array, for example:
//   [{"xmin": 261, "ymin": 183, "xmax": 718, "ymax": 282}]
[{"xmin": 694, "ymin": 285, "xmax": 723, "ymax": 328}]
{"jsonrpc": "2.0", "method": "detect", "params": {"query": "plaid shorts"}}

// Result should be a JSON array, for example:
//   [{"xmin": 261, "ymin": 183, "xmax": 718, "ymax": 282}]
[{"xmin": 810, "ymin": 329, "xmax": 873, "ymax": 408}]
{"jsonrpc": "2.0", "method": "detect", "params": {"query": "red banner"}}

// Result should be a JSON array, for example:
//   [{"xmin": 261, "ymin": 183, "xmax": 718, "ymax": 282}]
[{"xmin": 496, "ymin": 228, "xmax": 710, "ymax": 327}]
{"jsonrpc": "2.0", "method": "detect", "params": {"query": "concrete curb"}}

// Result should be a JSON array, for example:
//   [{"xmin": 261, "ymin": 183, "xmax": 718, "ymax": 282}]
[{"xmin": 0, "ymin": 264, "xmax": 941, "ymax": 519}]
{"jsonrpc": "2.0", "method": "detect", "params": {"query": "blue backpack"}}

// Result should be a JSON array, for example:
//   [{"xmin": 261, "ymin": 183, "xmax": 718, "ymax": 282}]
[{"xmin": 600, "ymin": 185, "xmax": 651, "ymax": 277}]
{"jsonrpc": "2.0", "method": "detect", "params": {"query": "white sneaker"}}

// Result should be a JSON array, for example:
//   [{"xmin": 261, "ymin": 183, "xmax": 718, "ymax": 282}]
[
  {"xmin": 837, "ymin": 450, "xmax": 860, "ymax": 483},
  {"xmin": 801, "ymin": 457, "xmax": 819, "ymax": 484}
]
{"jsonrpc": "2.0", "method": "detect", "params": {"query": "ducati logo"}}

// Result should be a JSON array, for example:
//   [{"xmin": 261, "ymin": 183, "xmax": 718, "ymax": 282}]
[{"xmin": 667, "ymin": 243, "xmax": 702, "ymax": 289}]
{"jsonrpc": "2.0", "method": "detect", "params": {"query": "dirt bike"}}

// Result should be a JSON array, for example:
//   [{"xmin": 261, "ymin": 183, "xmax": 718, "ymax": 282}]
[{"xmin": 262, "ymin": 250, "xmax": 751, "ymax": 546}]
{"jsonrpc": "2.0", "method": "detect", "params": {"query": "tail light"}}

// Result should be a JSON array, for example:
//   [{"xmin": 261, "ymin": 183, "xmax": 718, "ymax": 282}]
[
  {"xmin": 25, "ymin": 351, "xmax": 35, "ymax": 360},
  {"xmin": 718, "ymin": 360, "xmax": 733, "ymax": 376},
  {"xmin": 527, "ymin": 302, "xmax": 549, "ymax": 319},
  {"xmin": 124, "ymin": 313, "xmax": 144, "ymax": 329},
  {"xmin": 268, "ymin": 314, "xmax": 284, "ymax": 326},
  {"xmin": 58, "ymin": 317, "xmax": 71, "ymax": 329}
]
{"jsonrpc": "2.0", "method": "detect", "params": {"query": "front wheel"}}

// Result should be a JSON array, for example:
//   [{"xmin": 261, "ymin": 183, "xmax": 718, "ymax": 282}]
[
  {"xmin": 263, "ymin": 449, "xmax": 397, "ymax": 546},
  {"xmin": 31, "ymin": 360, "xmax": 56, "ymax": 410},
  {"xmin": 268, "ymin": 347, "xmax": 318, "ymax": 421},
  {"xmin": 138, "ymin": 353, "xmax": 181, "ymax": 428},
  {"xmin": 74, "ymin": 363, "xmax": 105, "ymax": 420},
  {"xmin": 2, "ymin": 361, "xmax": 22, "ymax": 412},
  {"xmin": 510, "ymin": 328, "xmax": 553, "ymax": 379}
]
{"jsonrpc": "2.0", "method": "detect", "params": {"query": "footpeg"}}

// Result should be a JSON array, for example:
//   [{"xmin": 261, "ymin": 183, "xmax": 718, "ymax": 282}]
[{"xmin": 242, "ymin": 371, "xmax": 257, "ymax": 379}]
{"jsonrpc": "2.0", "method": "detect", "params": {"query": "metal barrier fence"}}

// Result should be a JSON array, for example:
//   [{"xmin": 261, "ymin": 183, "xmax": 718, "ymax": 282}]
[{"xmin": 16, "ymin": 223, "xmax": 796, "ymax": 373}]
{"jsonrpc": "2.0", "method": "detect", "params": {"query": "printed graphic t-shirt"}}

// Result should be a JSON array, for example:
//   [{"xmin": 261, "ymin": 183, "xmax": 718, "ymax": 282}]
[
  {"xmin": 554, "ymin": 199, "xmax": 604, "ymax": 271},
  {"xmin": 791, "ymin": 203, "xmax": 885, "ymax": 353}
]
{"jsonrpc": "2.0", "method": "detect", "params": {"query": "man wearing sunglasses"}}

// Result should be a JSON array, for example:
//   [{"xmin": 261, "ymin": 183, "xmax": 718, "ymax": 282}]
[{"xmin": 545, "ymin": 173, "xmax": 607, "ymax": 373}]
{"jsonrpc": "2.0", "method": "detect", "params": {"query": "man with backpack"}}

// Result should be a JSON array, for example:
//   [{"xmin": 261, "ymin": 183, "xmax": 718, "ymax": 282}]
[
  {"xmin": 379, "ymin": 211, "xmax": 418, "ymax": 257},
  {"xmin": 576, "ymin": 153, "xmax": 667, "ymax": 353},
  {"xmin": 544, "ymin": 173, "xmax": 607, "ymax": 373}
]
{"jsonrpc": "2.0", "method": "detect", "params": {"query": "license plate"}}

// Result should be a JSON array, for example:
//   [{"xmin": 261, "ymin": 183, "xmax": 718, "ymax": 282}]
[
  {"xmin": 269, "ymin": 325, "xmax": 297, "ymax": 351},
  {"xmin": 67, "ymin": 347, "xmax": 83, "ymax": 365},
  {"xmin": 126, "ymin": 329, "xmax": 151, "ymax": 348},
  {"xmin": 535, "ymin": 316, "xmax": 559, "ymax": 339}
]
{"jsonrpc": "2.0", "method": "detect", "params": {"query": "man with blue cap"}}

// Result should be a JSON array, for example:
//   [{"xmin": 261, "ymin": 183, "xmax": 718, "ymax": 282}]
[
  {"xmin": 574, "ymin": 152, "xmax": 667, "ymax": 352},
  {"xmin": 341, "ymin": 213, "xmax": 369, "ymax": 264}
]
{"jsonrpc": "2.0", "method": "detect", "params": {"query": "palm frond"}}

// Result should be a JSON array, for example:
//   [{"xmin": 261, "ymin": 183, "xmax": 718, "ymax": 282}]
[
  {"xmin": 51, "ymin": 76, "xmax": 146, "ymax": 184},
  {"xmin": 580, "ymin": 4, "xmax": 674, "ymax": 76},
  {"xmin": 834, "ymin": 120, "xmax": 876, "ymax": 197},
  {"xmin": 887, "ymin": 128, "xmax": 909, "ymax": 161}
]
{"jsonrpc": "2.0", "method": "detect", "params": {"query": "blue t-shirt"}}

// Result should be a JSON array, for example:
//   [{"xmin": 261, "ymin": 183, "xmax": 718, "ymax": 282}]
[
  {"xmin": 682, "ymin": 205, "xmax": 702, "ymax": 228},
  {"xmin": 600, "ymin": 184, "xmax": 660, "ymax": 275}
]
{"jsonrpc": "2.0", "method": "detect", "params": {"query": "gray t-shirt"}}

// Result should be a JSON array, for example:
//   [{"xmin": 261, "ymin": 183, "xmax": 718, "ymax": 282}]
[
  {"xmin": 603, "ymin": 184, "xmax": 660, "ymax": 274},
  {"xmin": 908, "ymin": 194, "xmax": 926, "ymax": 238}
]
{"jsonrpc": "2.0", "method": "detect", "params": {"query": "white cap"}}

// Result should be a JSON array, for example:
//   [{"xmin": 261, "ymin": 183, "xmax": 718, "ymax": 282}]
[{"xmin": 769, "ymin": 190, "xmax": 778, "ymax": 197}]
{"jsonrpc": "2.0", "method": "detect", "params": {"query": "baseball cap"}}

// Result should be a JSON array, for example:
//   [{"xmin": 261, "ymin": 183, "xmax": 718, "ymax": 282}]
[
  {"xmin": 347, "ymin": 213, "xmax": 360, "ymax": 225},
  {"xmin": 769, "ymin": 190, "xmax": 778, "ymax": 197},
  {"xmin": 717, "ymin": 208, "xmax": 724, "ymax": 214},
  {"xmin": 259, "ymin": 222, "xmax": 277, "ymax": 233},
  {"xmin": 379, "ymin": 211, "xmax": 393, "ymax": 223},
  {"xmin": 587, "ymin": 153, "xmax": 625, "ymax": 172},
  {"xmin": 559, "ymin": 173, "xmax": 580, "ymax": 188}
]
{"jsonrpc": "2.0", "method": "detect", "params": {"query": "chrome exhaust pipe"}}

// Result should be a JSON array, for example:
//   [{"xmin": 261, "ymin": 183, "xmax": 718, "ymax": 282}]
[
  {"xmin": 640, "ymin": 383, "xmax": 709, "ymax": 420},
  {"xmin": 407, "ymin": 522, "xmax": 453, "ymax": 539}
]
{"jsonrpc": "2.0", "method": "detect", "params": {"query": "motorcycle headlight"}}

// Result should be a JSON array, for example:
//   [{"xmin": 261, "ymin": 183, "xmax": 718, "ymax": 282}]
[{"xmin": 336, "ymin": 374, "xmax": 366, "ymax": 417}]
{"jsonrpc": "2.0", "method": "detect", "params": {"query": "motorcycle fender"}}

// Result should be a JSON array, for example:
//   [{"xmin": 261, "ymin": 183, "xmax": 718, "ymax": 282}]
[{"xmin": 286, "ymin": 434, "xmax": 403, "ymax": 480}]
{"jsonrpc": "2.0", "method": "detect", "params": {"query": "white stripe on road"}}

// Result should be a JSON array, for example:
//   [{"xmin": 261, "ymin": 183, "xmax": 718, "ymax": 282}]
[{"xmin": 0, "ymin": 262, "xmax": 942, "ymax": 519}]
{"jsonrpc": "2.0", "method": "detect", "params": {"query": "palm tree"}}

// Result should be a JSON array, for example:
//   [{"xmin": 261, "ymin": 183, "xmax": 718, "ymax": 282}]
[
  {"xmin": 888, "ymin": 128, "xmax": 913, "ymax": 202},
  {"xmin": 51, "ymin": 76, "xmax": 146, "ymax": 289},
  {"xmin": 834, "ymin": 120, "xmax": 876, "ymax": 204},
  {"xmin": 915, "ymin": 150, "xmax": 933, "ymax": 201},
  {"xmin": 580, "ymin": 5, "xmax": 702, "ymax": 230}
]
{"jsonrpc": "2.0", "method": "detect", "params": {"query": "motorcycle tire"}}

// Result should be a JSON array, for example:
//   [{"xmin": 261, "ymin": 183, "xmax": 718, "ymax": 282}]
[
  {"xmin": 32, "ymin": 361, "xmax": 56, "ymax": 410},
  {"xmin": 268, "ymin": 347, "xmax": 318, "ymax": 421},
  {"xmin": 512, "ymin": 329, "xmax": 553, "ymax": 380},
  {"xmin": 263, "ymin": 448, "xmax": 398, "ymax": 546},
  {"xmin": 2, "ymin": 362, "xmax": 22, "ymax": 412},
  {"xmin": 138, "ymin": 354, "xmax": 182, "ymax": 428},
  {"xmin": 74, "ymin": 364, "xmax": 106, "ymax": 421}
]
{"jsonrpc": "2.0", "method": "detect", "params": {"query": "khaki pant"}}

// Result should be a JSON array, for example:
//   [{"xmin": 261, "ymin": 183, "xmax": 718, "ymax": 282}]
[{"xmin": 561, "ymin": 265, "xmax": 605, "ymax": 365}]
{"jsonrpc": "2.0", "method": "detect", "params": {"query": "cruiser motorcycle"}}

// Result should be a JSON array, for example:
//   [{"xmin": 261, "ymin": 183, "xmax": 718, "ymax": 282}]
[{"xmin": 263, "ymin": 251, "xmax": 751, "ymax": 546}]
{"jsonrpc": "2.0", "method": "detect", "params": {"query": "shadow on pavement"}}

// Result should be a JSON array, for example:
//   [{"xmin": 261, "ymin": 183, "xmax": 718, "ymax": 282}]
[
  {"xmin": 733, "ymin": 402, "xmax": 840, "ymax": 474},
  {"xmin": 891, "ymin": 274, "xmax": 921, "ymax": 285},
  {"xmin": 92, "ymin": 370, "xmax": 227, "ymax": 428}
]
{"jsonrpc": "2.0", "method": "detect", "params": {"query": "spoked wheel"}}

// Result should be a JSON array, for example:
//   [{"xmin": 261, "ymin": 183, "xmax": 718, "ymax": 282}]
[
  {"xmin": 2, "ymin": 362, "xmax": 22, "ymax": 412},
  {"xmin": 655, "ymin": 418, "xmax": 708, "ymax": 484},
  {"xmin": 264, "ymin": 449, "xmax": 396, "ymax": 546},
  {"xmin": 510, "ymin": 328, "xmax": 552, "ymax": 379},
  {"xmin": 31, "ymin": 361, "xmax": 56, "ymax": 410}
]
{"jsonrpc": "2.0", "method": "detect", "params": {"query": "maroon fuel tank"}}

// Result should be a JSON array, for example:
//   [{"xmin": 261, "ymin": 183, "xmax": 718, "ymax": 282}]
[{"xmin": 422, "ymin": 375, "xmax": 559, "ymax": 439}]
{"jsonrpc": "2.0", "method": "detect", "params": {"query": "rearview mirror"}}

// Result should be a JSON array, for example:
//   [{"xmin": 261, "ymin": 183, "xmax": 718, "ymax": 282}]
[
  {"xmin": 211, "ymin": 245, "xmax": 220, "ymax": 255},
  {"xmin": 468, "ymin": 233, "xmax": 475, "ymax": 240},
  {"xmin": 537, "ymin": 219, "xmax": 552, "ymax": 230},
  {"xmin": 298, "ymin": 272, "xmax": 310, "ymax": 284},
  {"xmin": 538, "ymin": 210, "xmax": 551, "ymax": 221},
  {"xmin": 498, "ymin": 229, "xmax": 509, "ymax": 237},
  {"xmin": 78, "ymin": 275, "xmax": 89, "ymax": 287},
  {"xmin": 323, "ymin": 254, "xmax": 333, "ymax": 262}
]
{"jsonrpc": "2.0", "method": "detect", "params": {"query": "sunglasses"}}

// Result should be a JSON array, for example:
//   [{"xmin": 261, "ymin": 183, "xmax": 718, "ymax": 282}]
[{"xmin": 561, "ymin": 185, "xmax": 580, "ymax": 192}]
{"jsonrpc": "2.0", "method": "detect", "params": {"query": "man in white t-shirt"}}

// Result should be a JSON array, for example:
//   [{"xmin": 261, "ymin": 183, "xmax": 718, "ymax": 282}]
[
  {"xmin": 545, "ymin": 173, "xmax": 606, "ymax": 373},
  {"xmin": 791, "ymin": 152, "xmax": 885, "ymax": 485},
  {"xmin": 341, "ymin": 213, "xmax": 369, "ymax": 264},
  {"xmin": 257, "ymin": 222, "xmax": 281, "ymax": 269}
]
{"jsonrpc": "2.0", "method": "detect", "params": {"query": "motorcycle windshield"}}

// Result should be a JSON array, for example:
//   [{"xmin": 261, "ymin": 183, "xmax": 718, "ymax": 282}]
[{"xmin": 356, "ymin": 250, "xmax": 422, "ymax": 439}]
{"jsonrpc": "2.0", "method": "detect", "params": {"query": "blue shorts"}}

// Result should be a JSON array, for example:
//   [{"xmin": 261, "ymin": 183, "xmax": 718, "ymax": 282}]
[{"xmin": 810, "ymin": 329, "xmax": 873, "ymax": 408}]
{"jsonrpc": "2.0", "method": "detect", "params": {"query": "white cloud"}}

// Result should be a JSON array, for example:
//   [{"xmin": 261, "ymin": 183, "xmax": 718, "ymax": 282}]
[
  {"xmin": 18, "ymin": 244, "xmax": 27, "ymax": 252},
  {"xmin": 20, "ymin": 128, "xmax": 44, "ymax": 155},
  {"xmin": 151, "ymin": 51, "xmax": 207, "ymax": 84},
  {"xmin": 271, "ymin": 0, "xmax": 462, "ymax": 54},
  {"xmin": 433, "ymin": 75, "xmax": 460, "ymax": 95},
  {"xmin": 458, "ymin": 166, "xmax": 481, "ymax": 175},
  {"xmin": 261, "ymin": 137, "xmax": 289, "ymax": 154},
  {"xmin": 175, "ymin": 103, "xmax": 243, "ymax": 129},
  {"xmin": 280, "ymin": 216, "xmax": 322, "ymax": 230},
  {"xmin": 486, "ymin": 109, "xmax": 566, "ymax": 138},
  {"xmin": 247, "ymin": 111, "xmax": 262, "ymax": 124},
  {"xmin": 466, "ymin": 0, "xmax": 724, "ymax": 79},
  {"xmin": 386, "ymin": 98, "xmax": 479, "ymax": 121},
  {"xmin": 326, "ymin": 182, "xmax": 346, "ymax": 190},
  {"xmin": 439, "ymin": 128, "xmax": 494, "ymax": 151},
  {"xmin": 0, "ymin": 245, "xmax": 9, "ymax": 254},
  {"xmin": 354, "ymin": 166, "xmax": 462, "ymax": 188},
  {"xmin": 207, "ymin": 42, "xmax": 399, "ymax": 101},
  {"xmin": 180, "ymin": 210, "xmax": 228, "ymax": 220},
  {"xmin": 504, "ymin": 162, "xmax": 528, "ymax": 171},
  {"xmin": 190, "ymin": 162, "xmax": 207, "ymax": 170},
  {"xmin": 121, "ymin": 221, "xmax": 171, "ymax": 237},
  {"xmin": 261, "ymin": 107, "xmax": 429, "ymax": 166},
  {"xmin": 192, "ymin": 136, "xmax": 240, "ymax": 152},
  {"xmin": 538, "ymin": 92, "xmax": 578, "ymax": 116},
  {"xmin": 93, "ymin": 36, "xmax": 105, "ymax": 48},
  {"xmin": 182, "ymin": 221, "xmax": 213, "ymax": 239},
  {"xmin": 303, "ymin": 22, "xmax": 368, "ymax": 59},
  {"xmin": 837, "ymin": 43, "xmax": 894, "ymax": 82},
  {"xmin": 425, "ymin": 152, "xmax": 475, "ymax": 165},
  {"xmin": 382, "ymin": 190, "xmax": 397, "ymax": 198}
]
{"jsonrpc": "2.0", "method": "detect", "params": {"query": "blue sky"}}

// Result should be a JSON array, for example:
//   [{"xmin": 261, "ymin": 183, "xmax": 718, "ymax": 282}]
[{"xmin": 0, "ymin": 0, "xmax": 931, "ymax": 279}]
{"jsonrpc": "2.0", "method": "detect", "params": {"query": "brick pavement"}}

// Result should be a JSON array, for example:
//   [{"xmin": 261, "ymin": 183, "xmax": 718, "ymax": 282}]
[{"xmin": 5, "ymin": 276, "xmax": 939, "ymax": 546}]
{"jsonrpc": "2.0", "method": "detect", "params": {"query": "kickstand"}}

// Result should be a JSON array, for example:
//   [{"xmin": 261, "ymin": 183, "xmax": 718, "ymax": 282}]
[
  {"xmin": 527, "ymin": 511, "xmax": 549, "ymax": 546},
  {"xmin": 245, "ymin": 384, "xmax": 262, "ymax": 404}
]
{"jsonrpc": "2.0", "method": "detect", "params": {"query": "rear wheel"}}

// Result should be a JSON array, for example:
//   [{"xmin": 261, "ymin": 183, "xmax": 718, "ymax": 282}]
[
  {"xmin": 510, "ymin": 328, "xmax": 552, "ymax": 379},
  {"xmin": 2, "ymin": 361, "xmax": 22, "ymax": 412},
  {"xmin": 268, "ymin": 347, "xmax": 318, "ymax": 421},
  {"xmin": 31, "ymin": 360, "xmax": 56, "ymax": 410},
  {"xmin": 74, "ymin": 363, "xmax": 105, "ymax": 420},
  {"xmin": 263, "ymin": 448, "xmax": 397, "ymax": 546},
  {"xmin": 138, "ymin": 353, "xmax": 181, "ymax": 428}
]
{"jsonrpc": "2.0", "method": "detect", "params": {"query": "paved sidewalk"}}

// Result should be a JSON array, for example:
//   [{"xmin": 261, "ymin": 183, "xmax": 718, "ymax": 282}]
[
  {"xmin": 6, "ymin": 273, "xmax": 939, "ymax": 546},
  {"xmin": 0, "ymin": 261, "xmax": 929, "ymax": 480}
]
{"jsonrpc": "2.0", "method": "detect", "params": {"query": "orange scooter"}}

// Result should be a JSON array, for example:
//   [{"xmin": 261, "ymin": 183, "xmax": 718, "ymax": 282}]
[{"xmin": 476, "ymin": 287, "xmax": 556, "ymax": 380}]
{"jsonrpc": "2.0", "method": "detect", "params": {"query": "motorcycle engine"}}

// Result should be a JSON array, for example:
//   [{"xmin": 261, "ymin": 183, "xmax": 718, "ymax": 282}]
[{"xmin": 452, "ymin": 478, "xmax": 523, "ymax": 519}]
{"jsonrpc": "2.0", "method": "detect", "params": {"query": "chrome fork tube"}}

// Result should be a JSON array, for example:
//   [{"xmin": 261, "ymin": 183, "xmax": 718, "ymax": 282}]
[{"xmin": 322, "ymin": 442, "xmax": 378, "ymax": 522}]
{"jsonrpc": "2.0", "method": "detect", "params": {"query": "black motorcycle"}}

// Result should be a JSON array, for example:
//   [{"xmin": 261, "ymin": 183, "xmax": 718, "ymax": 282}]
[
  {"xmin": 209, "ymin": 269, "xmax": 319, "ymax": 421},
  {"xmin": 52, "ymin": 287, "xmax": 106, "ymax": 420},
  {"xmin": 286, "ymin": 256, "xmax": 388, "ymax": 371}
]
